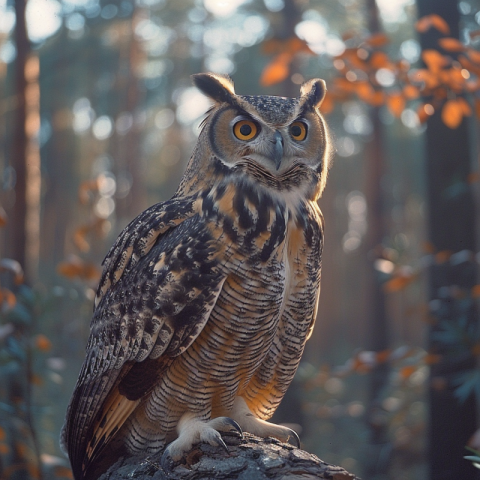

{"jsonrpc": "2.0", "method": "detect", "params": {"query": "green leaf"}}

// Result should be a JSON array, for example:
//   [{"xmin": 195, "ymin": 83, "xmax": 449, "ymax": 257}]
[
  {"xmin": 464, "ymin": 455, "xmax": 480, "ymax": 462},
  {"xmin": 453, "ymin": 370, "xmax": 480, "ymax": 403}
]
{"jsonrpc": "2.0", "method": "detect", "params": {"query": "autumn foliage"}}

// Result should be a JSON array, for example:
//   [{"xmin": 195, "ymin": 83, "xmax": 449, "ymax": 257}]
[
  {"xmin": 56, "ymin": 176, "xmax": 109, "ymax": 284},
  {"xmin": 260, "ymin": 14, "xmax": 480, "ymax": 130}
]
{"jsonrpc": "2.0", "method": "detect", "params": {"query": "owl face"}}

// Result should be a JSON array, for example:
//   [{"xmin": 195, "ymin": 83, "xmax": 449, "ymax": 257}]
[{"xmin": 192, "ymin": 73, "xmax": 331, "ymax": 197}]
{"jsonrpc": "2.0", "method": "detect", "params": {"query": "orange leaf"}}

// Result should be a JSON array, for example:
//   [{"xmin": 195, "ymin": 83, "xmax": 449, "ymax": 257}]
[
  {"xmin": 286, "ymin": 37, "xmax": 314, "ymax": 55},
  {"xmin": 459, "ymin": 54, "xmax": 480, "ymax": 78},
  {"xmin": 369, "ymin": 51, "xmax": 391, "ymax": 69},
  {"xmin": 363, "ymin": 33, "xmax": 389, "ymax": 48},
  {"xmin": 386, "ymin": 92, "xmax": 405, "ymax": 118},
  {"xmin": 416, "ymin": 14, "xmax": 450, "ymax": 35},
  {"xmin": 262, "ymin": 38, "xmax": 282, "ymax": 55},
  {"xmin": 435, "ymin": 250, "xmax": 452, "ymax": 263},
  {"xmin": 78, "ymin": 179, "xmax": 100, "ymax": 205},
  {"xmin": 74, "ymin": 226, "xmax": 91, "ymax": 252},
  {"xmin": 415, "ymin": 16, "xmax": 431, "ymax": 33},
  {"xmin": 340, "ymin": 48, "xmax": 367, "ymax": 70},
  {"xmin": 456, "ymin": 97, "xmax": 471, "ymax": 115},
  {"xmin": 57, "ymin": 256, "xmax": 101, "ymax": 282},
  {"xmin": 438, "ymin": 37, "xmax": 465, "ymax": 52},
  {"xmin": 422, "ymin": 49, "xmax": 449, "ymax": 73},
  {"xmin": 35, "ymin": 334, "xmax": 52, "ymax": 352},
  {"xmin": 333, "ymin": 77, "xmax": 356, "ymax": 93},
  {"xmin": 472, "ymin": 285, "xmax": 480, "ymax": 298},
  {"xmin": 57, "ymin": 261, "xmax": 82, "ymax": 279},
  {"xmin": 1, "ymin": 288, "xmax": 17, "ymax": 310},
  {"xmin": 440, "ymin": 67, "xmax": 467, "ymax": 91},
  {"xmin": 467, "ymin": 172, "xmax": 480, "ymax": 184},
  {"xmin": 424, "ymin": 353, "xmax": 442, "ymax": 365},
  {"xmin": 403, "ymin": 84, "xmax": 419, "ymax": 99},
  {"xmin": 376, "ymin": 350, "xmax": 391, "ymax": 364},
  {"xmin": 433, "ymin": 17, "xmax": 451, "ymax": 35},
  {"xmin": 260, "ymin": 53, "xmax": 291, "ymax": 86},
  {"xmin": 411, "ymin": 68, "xmax": 439, "ymax": 90},
  {"xmin": 422, "ymin": 242, "xmax": 435, "ymax": 254},
  {"xmin": 0, "ymin": 426, "xmax": 5, "ymax": 441},
  {"xmin": 384, "ymin": 273, "xmax": 416, "ymax": 292},
  {"xmin": 399, "ymin": 365, "xmax": 416, "ymax": 379},
  {"xmin": 53, "ymin": 466, "xmax": 74, "ymax": 479},
  {"xmin": 441, "ymin": 99, "xmax": 464, "ymax": 128},
  {"xmin": 370, "ymin": 90, "xmax": 385, "ymax": 106},
  {"xmin": 0, "ymin": 443, "xmax": 9, "ymax": 454},
  {"xmin": 30, "ymin": 373, "xmax": 44, "ymax": 385},
  {"xmin": 467, "ymin": 49, "xmax": 480, "ymax": 64},
  {"xmin": 352, "ymin": 356, "xmax": 372, "ymax": 374},
  {"xmin": 355, "ymin": 81, "xmax": 374, "ymax": 101}
]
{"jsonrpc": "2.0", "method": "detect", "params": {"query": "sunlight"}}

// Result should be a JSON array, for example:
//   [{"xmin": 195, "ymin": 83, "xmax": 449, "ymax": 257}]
[
  {"xmin": 0, "ymin": 4, "xmax": 15, "ymax": 34},
  {"xmin": 376, "ymin": 0, "xmax": 415, "ymax": 23},
  {"xmin": 175, "ymin": 87, "xmax": 212, "ymax": 125},
  {"xmin": 26, "ymin": 0, "xmax": 62, "ymax": 42},
  {"xmin": 295, "ymin": 19, "xmax": 344, "ymax": 56},
  {"xmin": 203, "ymin": 0, "xmax": 247, "ymax": 18}
]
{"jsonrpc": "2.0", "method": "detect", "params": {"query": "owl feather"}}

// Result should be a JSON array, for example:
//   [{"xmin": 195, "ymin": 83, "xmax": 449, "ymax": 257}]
[{"xmin": 62, "ymin": 72, "xmax": 331, "ymax": 479}]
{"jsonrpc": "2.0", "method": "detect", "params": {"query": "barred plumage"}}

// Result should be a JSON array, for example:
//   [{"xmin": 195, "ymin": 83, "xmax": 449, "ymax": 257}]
[{"xmin": 62, "ymin": 72, "xmax": 331, "ymax": 479}]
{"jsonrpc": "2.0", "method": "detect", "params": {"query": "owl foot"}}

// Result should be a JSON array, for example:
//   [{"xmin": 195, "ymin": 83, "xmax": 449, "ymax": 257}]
[
  {"xmin": 161, "ymin": 413, "xmax": 243, "ymax": 470},
  {"xmin": 230, "ymin": 396, "xmax": 300, "ymax": 447}
]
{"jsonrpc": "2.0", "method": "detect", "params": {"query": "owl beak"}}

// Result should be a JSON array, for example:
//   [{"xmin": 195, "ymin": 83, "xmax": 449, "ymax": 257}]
[{"xmin": 272, "ymin": 131, "xmax": 284, "ymax": 171}]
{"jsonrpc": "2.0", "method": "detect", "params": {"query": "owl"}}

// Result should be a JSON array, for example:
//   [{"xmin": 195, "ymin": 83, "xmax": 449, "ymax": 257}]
[{"xmin": 62, "ymin": 73, "xmax": 331, "ymax": 479}]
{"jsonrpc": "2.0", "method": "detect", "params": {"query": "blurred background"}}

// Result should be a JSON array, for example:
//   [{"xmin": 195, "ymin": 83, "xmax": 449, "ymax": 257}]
[{"xmin": 0, "ymin": 0, "xmax": 479, "ymax": 479}]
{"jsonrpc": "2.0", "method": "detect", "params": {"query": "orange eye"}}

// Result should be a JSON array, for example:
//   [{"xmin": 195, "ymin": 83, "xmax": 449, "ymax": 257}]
[
  {"xmin": 290, "ymin": 121, "xmax": 307, "ymax": 141},
  {"xmin": 233, "ymin": 120, "xmax": 258, "ymax": 141}
]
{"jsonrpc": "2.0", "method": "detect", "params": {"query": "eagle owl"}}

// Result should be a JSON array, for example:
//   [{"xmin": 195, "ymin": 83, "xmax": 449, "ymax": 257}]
[{"xmin": 62, "ymin": 73, "xmax": 331, "ymax": 479}]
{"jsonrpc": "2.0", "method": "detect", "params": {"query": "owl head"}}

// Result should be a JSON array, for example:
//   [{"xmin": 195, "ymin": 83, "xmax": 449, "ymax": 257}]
[{"xmin": 184, "ymin": 73, "xmax": 331, "ymax": 200}]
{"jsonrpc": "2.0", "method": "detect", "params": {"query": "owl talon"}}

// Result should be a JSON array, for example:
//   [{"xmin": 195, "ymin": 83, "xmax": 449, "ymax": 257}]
[
  {"xmin": 208, "ymin": 416, "xmax": 243, "ymax": 438},
  {"xmin": 230, "ymin": 397, "xmax": 301, "ymax": 446},
  {"xmin": 161, "ymin": 412, "xmax": 238, "ymax": 466},
  {"xmin": 160, "ymin": 448, "xmax": 177, "ymax": 472},
  {"xmin": 286, "ymin": 428, "xmax": 301, "ymax": 448},
  {"xmin": 211, "ymin": 435, "xmax": 229, "ymax": 453}
]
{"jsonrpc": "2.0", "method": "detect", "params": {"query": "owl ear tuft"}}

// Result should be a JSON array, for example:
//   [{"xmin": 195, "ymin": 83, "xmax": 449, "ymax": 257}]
[
  {"xmin": 299, "ymin": 79, "xmax": 326, "ymax": 109},
  {"xmin": 192, "ymin": 73, "xmax": 236, "ymax": 104}
]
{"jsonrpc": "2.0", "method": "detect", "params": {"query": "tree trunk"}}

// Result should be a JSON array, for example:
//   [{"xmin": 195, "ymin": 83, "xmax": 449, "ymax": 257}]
[
  {"xmin": 97, "ymin": 433, "xmax": 360, "ymax": 480},
  {"xmin": 364, "ymin": 0, "xmax": 390, "ymax": 476},
  {"xmin": 416, "ymin": 1, "xmax": 479, "ymax": 479},
  {"xmin": 10, "ymin": 0, "xmax": 41, "ymax": 282}
]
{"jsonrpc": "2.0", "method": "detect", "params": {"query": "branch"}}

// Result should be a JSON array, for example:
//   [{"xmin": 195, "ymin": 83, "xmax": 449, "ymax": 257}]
[{"xmin": 97, "ymin": 433, "xmax": 360, "ymax": 480}]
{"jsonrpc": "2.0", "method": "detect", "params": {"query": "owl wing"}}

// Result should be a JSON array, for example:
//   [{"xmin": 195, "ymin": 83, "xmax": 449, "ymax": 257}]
[{"xmin": 62, "ymin": 194, "xmax": 228, "ymax": 478}]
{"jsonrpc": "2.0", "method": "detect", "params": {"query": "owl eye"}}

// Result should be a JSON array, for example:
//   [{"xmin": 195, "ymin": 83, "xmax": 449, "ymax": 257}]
[
  {"xmin": 290, "ymin": 121, "xmax": 308, "ymax": 141},
  {"xmin": 233, "ymin": 120, "xmax": 258, "ymax": 141}
]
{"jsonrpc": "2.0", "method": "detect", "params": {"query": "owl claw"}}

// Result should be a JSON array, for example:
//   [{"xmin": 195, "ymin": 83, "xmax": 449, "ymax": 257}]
[
  {"xmin": 286, "ymin": 428, "xmax": 301, "ymax": 448},
  {"xmin": 211, "ymin": 434, "xmax": 229, "ymax": 453},
  {"xmin": 161, "ymin": 412, "xmax": 238, "ymax": 467},
  {"xmin": 230, "ymin": 397, "xmax": 301, "ymax": 447},
  {"xmin": 208, "ymin": 416, "xmax": 243, "ymax": 438}
]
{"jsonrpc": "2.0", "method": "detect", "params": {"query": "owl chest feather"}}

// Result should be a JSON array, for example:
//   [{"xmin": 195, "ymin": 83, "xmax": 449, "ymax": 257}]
[{"xmin": 197, "ymin": 179, "xmax": 322, "ymax": 381}]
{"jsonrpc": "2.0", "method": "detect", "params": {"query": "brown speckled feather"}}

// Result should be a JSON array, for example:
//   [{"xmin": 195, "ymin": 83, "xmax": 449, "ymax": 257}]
[
  {"xmin": 62, "ymin": 73, "xmax": 331, "ymax": 480},
  {"xmin": 62, "ymin": 194, "xmax": 227, "ymax": 477}
]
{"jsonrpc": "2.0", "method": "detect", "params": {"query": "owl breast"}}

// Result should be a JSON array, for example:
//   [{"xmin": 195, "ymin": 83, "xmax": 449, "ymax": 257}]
[{"xmin": 125, "ymin": 176, "xmax": 323, "ymax": 450}]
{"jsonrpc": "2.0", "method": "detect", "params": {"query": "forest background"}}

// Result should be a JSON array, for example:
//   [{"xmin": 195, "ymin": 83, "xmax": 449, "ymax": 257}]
[{"xmin": 0, "ymin": 0, "xmax": 479, "ymax": 479}]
